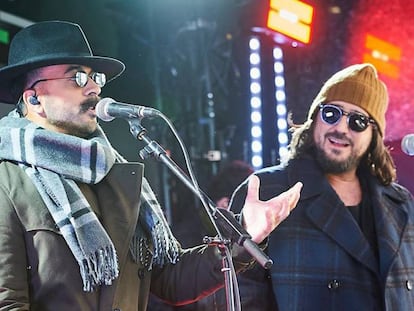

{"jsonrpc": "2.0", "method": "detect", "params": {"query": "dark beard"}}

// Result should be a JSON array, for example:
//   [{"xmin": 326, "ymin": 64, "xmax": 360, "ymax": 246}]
[{"xmin": 314, "ymin": 143, "xmax": 362, "ymax": 174}]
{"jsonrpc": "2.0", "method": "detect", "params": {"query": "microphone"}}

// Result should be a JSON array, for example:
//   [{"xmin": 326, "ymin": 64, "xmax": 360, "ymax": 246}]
[
  {"xmin": 95, "ymin": 97, "xmax": 161, "ymax": 121},
  {"xmin": 401, "ymin": 134, "xmax": 414, "ymax": 156}
]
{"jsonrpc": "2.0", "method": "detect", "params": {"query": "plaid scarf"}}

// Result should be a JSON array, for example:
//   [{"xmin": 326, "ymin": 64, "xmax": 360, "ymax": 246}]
[{"xmin": 0, "ymin": 111, "xmax": 179, "ymax": 291}]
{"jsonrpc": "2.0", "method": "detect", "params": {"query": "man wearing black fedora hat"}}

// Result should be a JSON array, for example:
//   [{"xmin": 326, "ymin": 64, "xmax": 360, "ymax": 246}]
[{"xmin": 0, "ymin": 21, "xmax": 302, "ymax": 310}]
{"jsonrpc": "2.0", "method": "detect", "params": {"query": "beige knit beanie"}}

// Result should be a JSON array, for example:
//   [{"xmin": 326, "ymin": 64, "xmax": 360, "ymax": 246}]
[{"xmin": 307, "ymin": 63, "xmax": 388, "ymax": 136}]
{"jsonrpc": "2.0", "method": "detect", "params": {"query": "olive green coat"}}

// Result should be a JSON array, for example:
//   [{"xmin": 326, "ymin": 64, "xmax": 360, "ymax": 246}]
[{"xmin": 0, "ymin": 161, "xmax": 237, "ymax": 311}]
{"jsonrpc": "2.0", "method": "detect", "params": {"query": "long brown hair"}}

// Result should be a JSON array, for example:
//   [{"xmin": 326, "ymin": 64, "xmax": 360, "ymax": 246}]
[{"xmin": 365, "ymin": 128, "xmax": 397, "ymax": 185}]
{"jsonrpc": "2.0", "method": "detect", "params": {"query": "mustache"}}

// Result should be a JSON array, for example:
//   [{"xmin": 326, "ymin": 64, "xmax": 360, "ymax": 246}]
[{"xmin": 80, "ymin": 97, "xmax": 100, "ymax": 112}]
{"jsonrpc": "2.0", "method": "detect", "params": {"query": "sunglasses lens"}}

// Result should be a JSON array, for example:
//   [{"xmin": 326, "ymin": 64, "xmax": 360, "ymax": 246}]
[
  {"xmin": 75, "ymin": 72, "xmax": 88, "ymax": 87},
  {"xmin": 320, "ymin": 104, "xmax": 372, "ymax": 132},
  {"xmin": 74, "ymin": 72, "xmax": 106, "ymax": 87},
  {"xmin": 93, "ymin": 73, "xmax": 106, "ymax": 87},
  {"xmin": 348, "ymin": 114, "xmax": 369, "ymax": 132},
  {"xmin": 321, "ymin": 105, "xmax": 342, "ymax": 125}
]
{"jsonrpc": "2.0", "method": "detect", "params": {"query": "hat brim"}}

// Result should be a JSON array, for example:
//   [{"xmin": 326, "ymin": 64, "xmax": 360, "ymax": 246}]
[{"xmin": 0, "ymin": 55, "xmax": 125, "ymax": 104}]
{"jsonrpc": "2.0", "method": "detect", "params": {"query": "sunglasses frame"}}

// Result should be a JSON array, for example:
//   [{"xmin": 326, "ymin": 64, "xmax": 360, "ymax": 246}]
[
  {"xmin": 28, "ymin": 71, "xmax": 107, "ymax": 89},
  {"xmin": 75, "ymin": 71, "xmax": 106, "ymax": 88},
  {"xmin": 319, "ymin": 103, "xmax": 376, "ymax": 132}
]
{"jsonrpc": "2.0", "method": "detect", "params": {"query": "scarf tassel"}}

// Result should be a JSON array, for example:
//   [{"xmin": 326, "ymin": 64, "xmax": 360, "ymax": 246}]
[{"xmin": 80, "ymin": 246, "xmax": 119, "ymax": 292}]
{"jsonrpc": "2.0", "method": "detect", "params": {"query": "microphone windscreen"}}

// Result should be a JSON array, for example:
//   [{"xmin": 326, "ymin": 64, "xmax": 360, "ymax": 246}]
[
  {"xmin": 401, "ymin": 134, "xmax": 414, "ymax": 156},
  {"xmin": 95, "ymin": 97, "xmax": 115, "ymax": 121}
]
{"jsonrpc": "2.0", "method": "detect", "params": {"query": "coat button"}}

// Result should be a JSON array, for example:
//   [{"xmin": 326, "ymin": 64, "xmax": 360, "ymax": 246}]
[
  {"xmin": 327, "ymin": 279, "xmax": 340, "ymax": 290},
  {"xmin": 138, "ymin": 268, "xmax": 145, "ymax": 279},
  {"xmin": 406, "ymin": 280, "xmax": 413, "ymax": 291}
]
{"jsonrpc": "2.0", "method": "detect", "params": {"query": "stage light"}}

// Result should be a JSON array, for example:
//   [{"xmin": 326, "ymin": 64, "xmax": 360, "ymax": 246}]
[
  {"xmin": 266, "ymin": 0, "xmax": 314, "ymax": 45},
  {"xmin": 0, "ymin": 28, "xmax": 9, "ymax": 44},
  {"xmin": 363, "ymin": 34, "xmax": 401, "ymax": 79},
  {"xmin": 248, "ymin": 36, "xmax": 264, "ymax": 169},
  {"xmin": 250, "ymin": 96, "xmax": 261, "ymax": 109},
  {"xmin": 273, "ymin": 47, "xmax": 289, "ymax": 163}
]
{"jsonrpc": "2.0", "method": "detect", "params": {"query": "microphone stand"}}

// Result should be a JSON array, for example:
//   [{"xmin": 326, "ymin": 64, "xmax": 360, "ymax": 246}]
[{"xmin": 127, "ymin": 119, "xmax": 273, "ymax": 311}]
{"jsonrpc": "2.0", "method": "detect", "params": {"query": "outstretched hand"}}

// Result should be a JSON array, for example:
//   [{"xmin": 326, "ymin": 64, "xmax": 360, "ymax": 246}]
[{"xmin": 242, "ymin": 175, "xmax": 302, "ymax": 243}]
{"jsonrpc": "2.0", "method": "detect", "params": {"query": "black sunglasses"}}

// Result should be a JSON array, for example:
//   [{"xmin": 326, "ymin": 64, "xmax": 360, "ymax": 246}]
[
  {"xmin": 319, "ymin": 104, "xmax": 376, "ymax": 132},
  {"xmin": 29, "ymin": 71, "xmax": 106, "ymax": 89}
]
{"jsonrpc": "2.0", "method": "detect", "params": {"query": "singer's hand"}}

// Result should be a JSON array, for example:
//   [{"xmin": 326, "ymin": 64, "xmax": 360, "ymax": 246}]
[{"xmin": 242, "ymin": 175, "xmax": 302, "ymax": 244}]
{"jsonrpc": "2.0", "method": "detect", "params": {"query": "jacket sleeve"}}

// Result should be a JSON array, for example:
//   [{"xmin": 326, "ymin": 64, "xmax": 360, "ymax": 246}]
[
  {"xmin": 149, "ymin": 239, "xmax": 256, "ymax": 306},
  {"xmin": 0, "ymin": 185, "xmax": 30, "ymax": 310}
]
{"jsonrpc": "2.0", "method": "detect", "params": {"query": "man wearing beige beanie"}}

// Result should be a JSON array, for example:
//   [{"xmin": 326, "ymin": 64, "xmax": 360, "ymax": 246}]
[{"xmin": 229, "ymin": 63, "xmax": 414, "ymax": 310}]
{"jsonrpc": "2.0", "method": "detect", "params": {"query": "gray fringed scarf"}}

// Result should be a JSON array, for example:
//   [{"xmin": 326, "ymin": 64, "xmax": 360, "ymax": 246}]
[{"xmin": 0, "ymin": 111, "xmax": 179, "ymax": 291}]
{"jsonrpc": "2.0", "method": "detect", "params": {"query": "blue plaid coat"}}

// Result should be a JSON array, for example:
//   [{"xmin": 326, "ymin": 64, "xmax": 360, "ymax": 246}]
[{"xmin": 231, "ymin": 156, "xmax": 414, "ymax": 311}]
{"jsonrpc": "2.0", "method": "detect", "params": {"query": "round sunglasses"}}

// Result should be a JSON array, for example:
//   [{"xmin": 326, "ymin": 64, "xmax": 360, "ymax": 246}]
[
  {"xmin": 319, "ymin": 104, "xmax": 376, "ymax": 132},
  {"xmin": 29, "ymin": 71, "xmax": 106, "ymax": 89}
]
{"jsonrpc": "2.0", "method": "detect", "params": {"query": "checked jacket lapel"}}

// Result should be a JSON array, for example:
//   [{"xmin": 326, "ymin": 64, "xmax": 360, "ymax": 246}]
[
  {"xmin": 370, "ymin": 185, "xmax": 408, "ymax": 280},
  {"xmin": 306, "ymin": 192, "xmax": 380, "ymax": 275}
]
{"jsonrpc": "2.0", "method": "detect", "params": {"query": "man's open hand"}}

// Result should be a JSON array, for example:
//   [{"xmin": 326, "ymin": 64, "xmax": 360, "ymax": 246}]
[{"xmin": 242, "ymin": 175, "xmax": 302, "ymax": 243}]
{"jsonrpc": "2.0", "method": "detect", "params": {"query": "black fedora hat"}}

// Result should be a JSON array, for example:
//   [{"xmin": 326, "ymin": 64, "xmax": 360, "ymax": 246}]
[{"xmin": 0, "ymin": 20, "xmax": 125, "ymax": 104}]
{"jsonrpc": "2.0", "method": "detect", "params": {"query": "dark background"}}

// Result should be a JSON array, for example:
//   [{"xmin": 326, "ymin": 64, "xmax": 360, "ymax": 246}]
[
  {"xmin": 0, "ymin": 0, "xmax": 359, "ymax": 161},
  {"xmin": 1, "ymin": 0, "xmax": 413, "ymax": 235}
]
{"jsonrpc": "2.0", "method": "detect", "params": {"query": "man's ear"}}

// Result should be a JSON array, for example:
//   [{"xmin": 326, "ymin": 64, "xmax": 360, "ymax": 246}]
[
  {"xmin": 22, "ymin": 90, "xmax": 46, "ymax": 119},
  {"xmin": 23, "ymin": 89, "xmax": 40, "ymax": 105}
]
